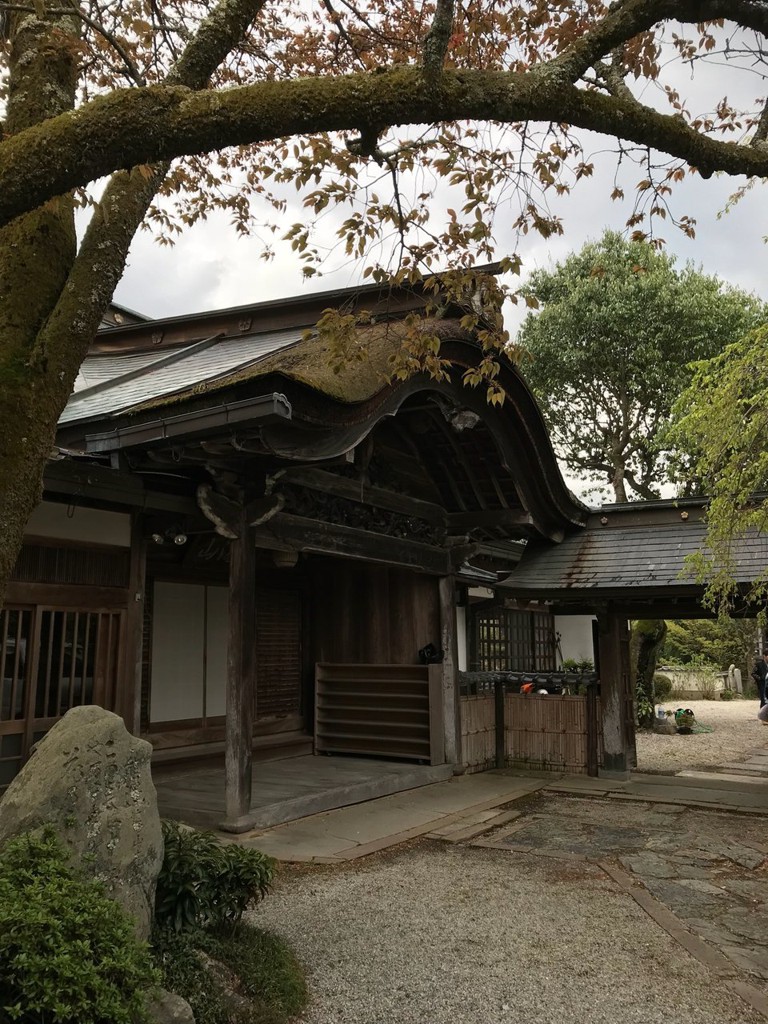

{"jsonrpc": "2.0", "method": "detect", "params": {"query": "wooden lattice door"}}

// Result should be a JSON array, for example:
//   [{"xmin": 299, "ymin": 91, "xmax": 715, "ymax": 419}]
[{"xmin": 0, "ymin": 605, "xmax": 125, "ymax": 789}]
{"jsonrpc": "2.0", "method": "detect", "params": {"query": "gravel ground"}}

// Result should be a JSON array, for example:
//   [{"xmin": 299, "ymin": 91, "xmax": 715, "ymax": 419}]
[
  {"xmin": 254, "ymin": 842, "xmax": 764, "ymax": 1024},
  {"xmin": 636, "ymin": 699, "xmax": 767, "ymax": 774}
]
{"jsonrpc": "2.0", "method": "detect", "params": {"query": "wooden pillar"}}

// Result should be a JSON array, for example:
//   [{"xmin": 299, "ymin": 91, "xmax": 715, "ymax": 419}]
[
  {"xmin": 597, "ymin": 608, "xmax": 631, "ymax": 779},
  {"xmin": 224, "ymin": 514, "xmax": 257, "ymax": 828},
  {"xmin": 123, "ymin": 513, "xmax": 146, "ymax": 736},
  {"xmin": 438, "ymin": 575, "xmax": 460, "ymax": 766}
]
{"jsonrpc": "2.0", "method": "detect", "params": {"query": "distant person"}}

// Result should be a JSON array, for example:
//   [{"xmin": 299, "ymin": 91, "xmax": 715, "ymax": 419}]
[{"xmin": 751, "ymin": 649, "xmax": 768, "ymax": 708}]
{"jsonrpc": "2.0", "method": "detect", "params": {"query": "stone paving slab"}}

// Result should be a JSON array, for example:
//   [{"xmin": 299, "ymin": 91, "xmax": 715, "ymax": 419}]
[
  {"xmin": 469, "ymin": 791, "xmax": 768, "ymax": 994},
  {"xmin": 231, "ymin": 772, "xmax": 546, "ymax": 861}
]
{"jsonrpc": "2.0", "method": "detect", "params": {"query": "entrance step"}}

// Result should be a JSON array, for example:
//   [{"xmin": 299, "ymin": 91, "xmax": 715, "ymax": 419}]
[{"xmin": 229, "ymin": 761, "xmax": 455, "ymax": 833}]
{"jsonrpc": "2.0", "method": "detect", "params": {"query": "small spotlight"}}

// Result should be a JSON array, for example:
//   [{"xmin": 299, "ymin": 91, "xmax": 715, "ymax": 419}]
[
  {"xmin": 173, "ymin": 533, "xmax": 188, "ymax": 546},
  {"xmin": 151, "ymin": 533, "xmax": 165, "ymax": 545}
]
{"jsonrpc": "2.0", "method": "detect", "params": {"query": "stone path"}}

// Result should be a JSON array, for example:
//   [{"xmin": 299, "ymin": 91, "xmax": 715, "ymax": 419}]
[
  {"xmin": 675, "ymin": 745, "xmax": 768, "ymax": 786},
  {"xmin": 456, "ymin": 793, "xmax": 768, "ymax": 1003}
]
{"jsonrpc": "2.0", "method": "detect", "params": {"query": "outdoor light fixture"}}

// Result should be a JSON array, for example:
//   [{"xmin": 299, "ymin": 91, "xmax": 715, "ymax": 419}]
[{"xmin": 150, "ymin": 529, "xmax": 188, "ymax": 545}]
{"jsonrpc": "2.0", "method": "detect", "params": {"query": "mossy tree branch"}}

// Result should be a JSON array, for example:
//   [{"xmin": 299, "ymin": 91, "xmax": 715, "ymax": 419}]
[{"xmin": 2, "ymin": 60, "xmax": 768, "ymax": 230}]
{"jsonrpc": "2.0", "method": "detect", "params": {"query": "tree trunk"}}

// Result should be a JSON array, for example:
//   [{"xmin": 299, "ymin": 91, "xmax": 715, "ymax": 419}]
[
  {"xmin": 0, "ymin": 9, "xmax": 81, "ymax": 602},
  {"xmin": 630, "ymin": 619, "xmax": 668, "ymax": 729},
  {"xmin": 610, "ymin": 459, "xmax": 628, "ymax": 503}
]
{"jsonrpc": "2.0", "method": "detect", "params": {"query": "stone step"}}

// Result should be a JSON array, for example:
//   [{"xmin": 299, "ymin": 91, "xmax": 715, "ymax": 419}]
[
  {"xmin": 632, "ymin": 771, "xmax": 768, "ymax": 794},
  {"xmin": 676, "ymin": 770, "xmax": 768, "ymax": 788},
  {"xmin": 719, "ymin": 762, "xmax": 768, "ymax": 776}
]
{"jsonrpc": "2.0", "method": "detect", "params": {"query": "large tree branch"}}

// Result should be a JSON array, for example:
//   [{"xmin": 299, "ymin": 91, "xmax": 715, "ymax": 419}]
[
  {"xmin": 33, "ymin": 0, "xmax": 270, "ymax": 368},
  {"xmin": 551, "ymin": 0, "xmax": 768, "ymax": 82},
  {"xmin": 3, "ymin": 61, "xmax": 768, "ymax": 230}
]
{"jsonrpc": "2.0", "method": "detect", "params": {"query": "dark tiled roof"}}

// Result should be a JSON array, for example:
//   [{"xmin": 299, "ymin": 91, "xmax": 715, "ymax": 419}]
[{"xmin": 503, "ymin": 519, "xmax": 768, "ymax": 595}]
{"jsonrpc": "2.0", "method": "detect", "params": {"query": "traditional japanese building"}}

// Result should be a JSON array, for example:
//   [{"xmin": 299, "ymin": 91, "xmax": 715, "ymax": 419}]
[{"xmin": 1, "ymin": 276, "xmax": 596, "ymax": 828}]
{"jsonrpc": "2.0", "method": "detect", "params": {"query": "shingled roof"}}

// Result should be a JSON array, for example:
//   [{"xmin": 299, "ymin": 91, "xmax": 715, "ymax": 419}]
[{"xmin": 501, "ymin": 499, "xmax": 768, "ymax": 605}]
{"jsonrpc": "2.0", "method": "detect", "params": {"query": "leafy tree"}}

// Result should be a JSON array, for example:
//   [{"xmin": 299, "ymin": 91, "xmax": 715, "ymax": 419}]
[
  {"xmin": 515, "ymin": 232, "xmax": 764, "ymax": 502},
  {"xmin": 661, "ymin": 618, "xmax": 758, "ymax": 681},
  {"xmin": 630, "ymin": 619, "xmax": 667, "ymax": 728},
  {"xmin": 2, "ymin": 1, "xmax": 768, "ymax": 595},
  {"xmin": 670, "ymin": 326, "xmax": 768, "ymax": 609}
]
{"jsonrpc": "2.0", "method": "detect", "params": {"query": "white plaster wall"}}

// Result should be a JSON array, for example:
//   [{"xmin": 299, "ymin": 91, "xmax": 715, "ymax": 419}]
[
  {"xmin": 150, "ymin": 582, "xmax": 205, "ymax": 722},
  {"xmin": 555, "ymin": 614, "xmax": 596, "ymax": 666},
  {"xmin": 26, "ymin": 501, "xmax": 131, "ymax": 546},
  {"xmin": 456, "ymin": 605, "xmax": 467, "ymax": 672},
  {"xmin": 205, "ymin": 586, "xmax": 229, "ymax": 717}
]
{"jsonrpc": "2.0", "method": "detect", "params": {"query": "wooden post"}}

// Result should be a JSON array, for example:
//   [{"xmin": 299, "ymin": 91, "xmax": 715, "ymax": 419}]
[
  {"xmin": 597, "ymin": 608, "xmax": 631, "ymax": 779},
  {"xmin": 585, "ymin": 680, "xmax": 598, "ymax": 777},
  {"xmin": 123, "ymin": 514, "xmax": 146, "ymax": 735},
  {"xmin": 224, "ymin": 512, "xmax": 256, "ymax": 827},
  {"xmin": 438, "ymin": 575, "xmax": 460, "ymax": 766},
  {"xmin": 494, "ymin": 677, "xmax": 505, "ymax": 769}
]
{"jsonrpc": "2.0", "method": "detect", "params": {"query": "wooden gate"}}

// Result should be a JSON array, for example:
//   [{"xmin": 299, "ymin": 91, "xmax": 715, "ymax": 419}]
[{"xmin": 0, "ymin": 605, "xmax": 125, "ymax": 789}]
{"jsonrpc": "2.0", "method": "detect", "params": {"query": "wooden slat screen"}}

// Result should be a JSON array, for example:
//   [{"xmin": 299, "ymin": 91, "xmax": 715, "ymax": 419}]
[
  {"xmin": 13, "ymin": 543, "xmax": 130, "ymax": 588},
  {"xmin": 255, "ymin": 588, "xmax": 302, "ymax": 720},
  {"xmin": 315, "ymin": 663, "xmax": 444, "ymax": 764},
  {"xmin": 459, "ymin": 693, "xmax": 602, "ymax": 774}
]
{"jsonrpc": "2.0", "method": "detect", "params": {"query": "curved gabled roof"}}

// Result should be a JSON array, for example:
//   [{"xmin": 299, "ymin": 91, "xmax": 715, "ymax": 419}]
[{"xmin": 58, "ymin": 294, "xmax": 587, "ymax": 545}]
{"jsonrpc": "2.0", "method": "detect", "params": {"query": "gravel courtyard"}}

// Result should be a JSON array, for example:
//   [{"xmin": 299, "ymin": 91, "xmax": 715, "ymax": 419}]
[
  {"xmin": 255, "ymin": 841, "xmax": 765, "ymax": 1024},
  {"xmin": 636, "ymin": 699, "xmax": 766, "ymax": 774}
]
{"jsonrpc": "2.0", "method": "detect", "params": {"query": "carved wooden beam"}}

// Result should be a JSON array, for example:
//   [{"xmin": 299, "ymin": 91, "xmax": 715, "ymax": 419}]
[
  {"xmin": 196, "ymin": 484, "xmax": 241, "ymax": 539},
  {"xmin": 447, "ymin": 509, "xmax": 534, "ymax": 531},
  {"xmin": 270, "ymin": 466, "xmax": 447, "ymax": 526},
  {"xmin": 197, "ymin": 485, "xmax": 285, "ymax": 538},
  {"xmin": 253, "ymin": 513, "xmax": 450, "ymax": 575},
  {"xmin": 246, "ymin": 494, "xmax": 285, "ymax": 526}
]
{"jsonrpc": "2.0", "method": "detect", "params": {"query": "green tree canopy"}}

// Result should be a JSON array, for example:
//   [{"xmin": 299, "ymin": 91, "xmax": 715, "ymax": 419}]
[
  {"xmin": 515, "ymin": 232, "xmax": 764, "ymax": 502},
  {"xmin": 661, "ymin": 618, "xmax": 758, "ymax": 679},
  {"xmin": 670, "ymin": 325, "xmax": 768, "ymax": 609}
]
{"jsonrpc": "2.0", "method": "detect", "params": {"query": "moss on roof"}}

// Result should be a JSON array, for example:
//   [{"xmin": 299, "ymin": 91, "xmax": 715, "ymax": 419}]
[{"xmin": 127, "ymin": 318, "xmax": 476, "ymax": 414}]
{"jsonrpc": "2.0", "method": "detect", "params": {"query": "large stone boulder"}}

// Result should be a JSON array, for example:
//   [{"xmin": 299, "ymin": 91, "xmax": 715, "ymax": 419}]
[
  {"xmin": 0, "ymin": 705, "xmax": 163, "ymax": 939},
  {"xmin": 147, "ymin": 989, "xmax": 196, "ymax": 1024}
]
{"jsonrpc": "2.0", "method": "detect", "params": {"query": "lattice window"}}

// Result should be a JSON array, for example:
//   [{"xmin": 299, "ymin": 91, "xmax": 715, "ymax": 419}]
[
  {"xmin": 471, "ymin": 606, "xmax": 556, "ymax": 672},
  {"xmin": 532, "ymin": 611, "xmax": 557, "ymax": 671},
  {"xmin": 35, "ymin": 610, "xmax": 121, "ymax": 720},
  {"xmin": 0, "ymin": 608, "xmax": 33, "ymax": 728},
  {"xmin": 13, "ymin": 543, "xmax": 130, "ymax": 588}
]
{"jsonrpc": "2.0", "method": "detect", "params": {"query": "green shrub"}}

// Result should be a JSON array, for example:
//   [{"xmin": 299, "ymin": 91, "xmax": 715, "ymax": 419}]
[
  {"xmin": 0, "ymin": 827, "xmax": 157, "ymax": 1024},
  {"xmin": 152, "ymin": 923, "xmax": 307, "ymax": 1024},
  {"xmin": 561, "ymin": 658, "xmax": 594, "ymax": 672},
  {"xmin": 720, "ymin": 687, "xmax": 735, "ymax": 700},
  {"xmin": 155, "ymin": 821, "xmax": 275, "ymax": 933},
  {"xmin": 653, "ymin": 674, "xmax": 673, "ymax": 701}
]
